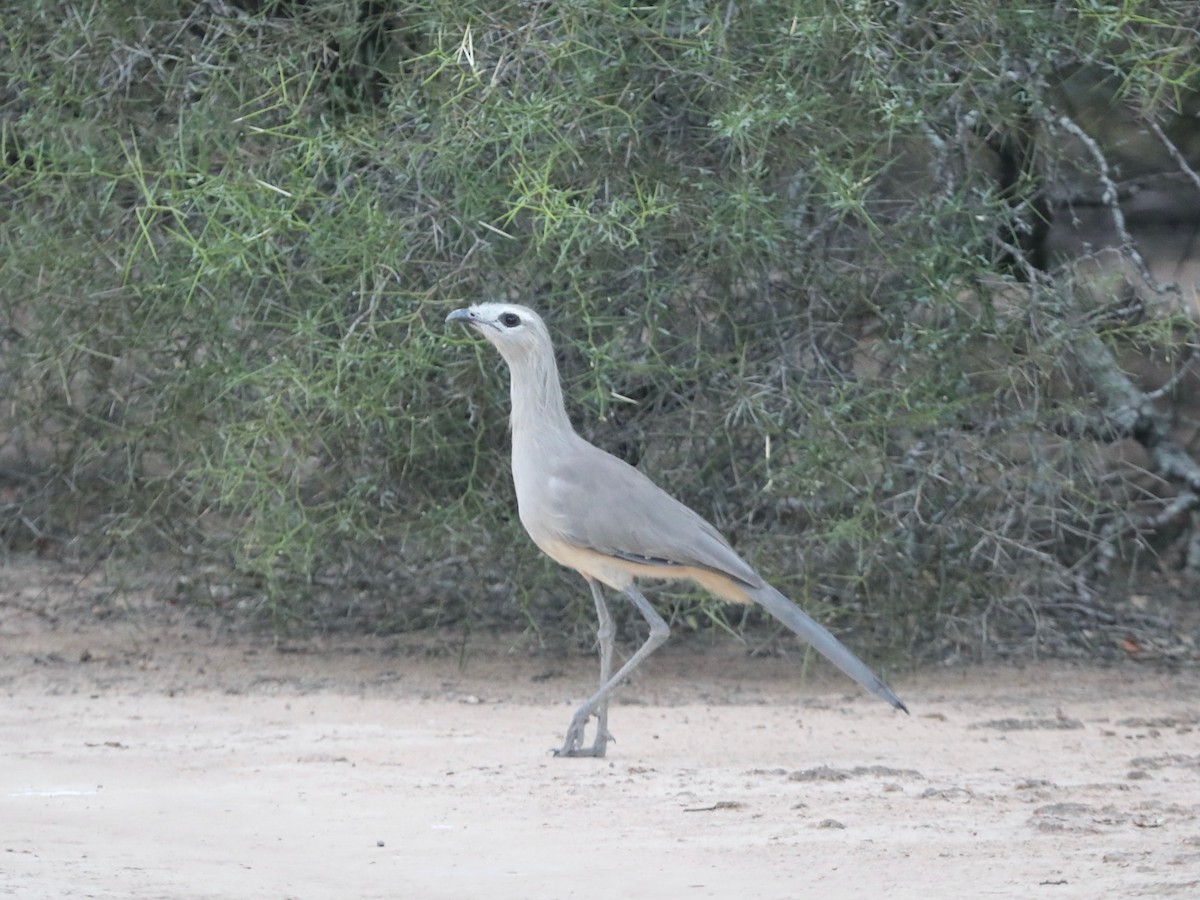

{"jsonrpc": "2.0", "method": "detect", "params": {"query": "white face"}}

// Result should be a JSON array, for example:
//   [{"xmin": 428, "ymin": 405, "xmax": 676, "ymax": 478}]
[{"xmin": 447, "ymin": 303, "xmax": 547, "ymax": 360}]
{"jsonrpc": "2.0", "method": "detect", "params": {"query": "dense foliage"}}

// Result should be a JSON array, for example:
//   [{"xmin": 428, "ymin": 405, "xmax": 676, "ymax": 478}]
[{"xmin": 3, "ymin": 1, "xmax": 1199, "ymax": 659}]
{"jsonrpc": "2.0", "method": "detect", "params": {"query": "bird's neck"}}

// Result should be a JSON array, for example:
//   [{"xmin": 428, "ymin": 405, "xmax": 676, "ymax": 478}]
[{"xmin": 507, "ymin": 343, "xmax": 575, "ymax": 443}]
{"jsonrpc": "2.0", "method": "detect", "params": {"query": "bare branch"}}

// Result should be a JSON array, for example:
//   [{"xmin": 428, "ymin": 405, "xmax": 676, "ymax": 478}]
[
  {"xmin": 1054, "ymin": 115, "xmax": 1180, "ymax": 298},
  {"xmin": 1147, "ymin": 119, "xmax": 1200, "ymax": 194}
]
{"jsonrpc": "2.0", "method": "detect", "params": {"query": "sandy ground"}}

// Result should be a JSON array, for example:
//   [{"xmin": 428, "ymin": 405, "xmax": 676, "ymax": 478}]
[{"xmin": 2, "ymin": 564, "xmax": 1199, "ymax": 899}]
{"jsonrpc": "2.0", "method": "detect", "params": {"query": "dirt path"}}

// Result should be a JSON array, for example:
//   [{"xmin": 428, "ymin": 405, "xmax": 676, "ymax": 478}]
[{"xmin": 2, "ymin": 568, "xmax": 1199, "ymax": 898}]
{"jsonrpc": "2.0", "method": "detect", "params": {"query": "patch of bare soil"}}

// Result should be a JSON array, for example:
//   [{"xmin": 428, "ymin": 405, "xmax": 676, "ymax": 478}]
[{"xmin": 2, "ymin": 557, "xmax": 1199, "ymax": 899}]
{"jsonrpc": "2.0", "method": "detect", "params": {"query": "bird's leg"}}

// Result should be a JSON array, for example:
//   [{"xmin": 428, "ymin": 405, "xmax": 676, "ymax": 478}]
[
  {"xmin": 557, "ymin": 584, "xmax": 669, "ymax": 758},
  {"xmin": 588, "ymin": 578, "xmax": 616, "ymax": 755},
  {"xmin": 557, "ymin": 578, "xmax": 615, "ymax": 757}
]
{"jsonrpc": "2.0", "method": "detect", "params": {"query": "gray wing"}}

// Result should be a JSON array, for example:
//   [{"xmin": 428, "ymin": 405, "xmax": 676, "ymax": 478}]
[{"xmin": 539, "ymin": 438, "xmax": 764, "ymax": 588}]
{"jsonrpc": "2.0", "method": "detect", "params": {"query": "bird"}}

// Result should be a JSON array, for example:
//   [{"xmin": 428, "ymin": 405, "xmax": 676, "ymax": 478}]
[{"xmin": 446, "ymin": 303, "xmax": 906, "ymax": 757}]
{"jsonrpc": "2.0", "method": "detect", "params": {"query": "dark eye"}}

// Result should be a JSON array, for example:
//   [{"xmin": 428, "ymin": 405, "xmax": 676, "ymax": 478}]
[{"xmin": 500, "ymin": 312, "xmax": 521, "ymax": 328}]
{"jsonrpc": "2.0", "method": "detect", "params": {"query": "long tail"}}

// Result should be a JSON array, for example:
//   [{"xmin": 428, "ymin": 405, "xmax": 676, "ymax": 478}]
[{"xmin": 747, "ymin": 585, "xmax": 908, "ymax": 713}]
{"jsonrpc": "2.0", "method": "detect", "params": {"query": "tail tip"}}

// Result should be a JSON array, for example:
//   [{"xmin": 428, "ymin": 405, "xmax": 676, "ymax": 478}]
[{"xmin": 878, "ymin": 686, "xmax": 908, "ymax": 714}]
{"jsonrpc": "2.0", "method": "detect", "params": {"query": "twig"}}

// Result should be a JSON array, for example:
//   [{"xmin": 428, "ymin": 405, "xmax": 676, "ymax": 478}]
[
  {"xmin": 1054, "ymin": 115, "xmax": 1179, "ymax": 298},
  {"xmin": 1147, "ymin": 119, "xmax": 1200, "ymax": 194},
  {"xmin": 1144, "ymin": 340, "xmax": 1200, "ymax": 402}
]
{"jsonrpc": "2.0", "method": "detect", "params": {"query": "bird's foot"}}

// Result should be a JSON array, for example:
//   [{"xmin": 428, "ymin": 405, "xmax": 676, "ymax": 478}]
[{"xmin": 553, "ymin": 714, "xmax": 613, "ymax": 758}]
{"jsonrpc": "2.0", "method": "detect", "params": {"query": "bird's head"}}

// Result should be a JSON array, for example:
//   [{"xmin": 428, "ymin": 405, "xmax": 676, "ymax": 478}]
[{"xmin": 445, "ymin": 303, "xmax": 551, "ymax": 365}]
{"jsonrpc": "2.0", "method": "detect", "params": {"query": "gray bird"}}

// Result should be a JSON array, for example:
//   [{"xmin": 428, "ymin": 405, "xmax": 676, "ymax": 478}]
[{"xmin": 447, "ymin": 303, "xmax": 906, "ymax": 757}]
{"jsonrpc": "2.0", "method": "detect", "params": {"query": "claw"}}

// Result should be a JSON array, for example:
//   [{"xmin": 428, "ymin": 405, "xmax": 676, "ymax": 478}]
[{"xmin": 554, "ymin": 711, "xmax": 611, "ymax": 758}]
